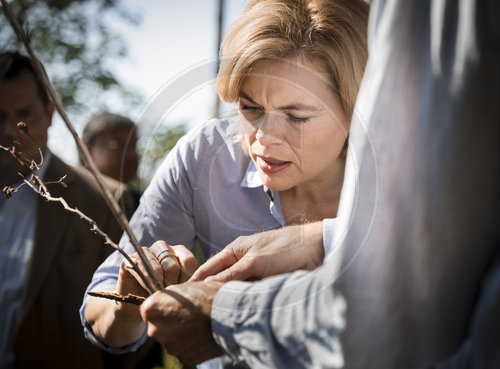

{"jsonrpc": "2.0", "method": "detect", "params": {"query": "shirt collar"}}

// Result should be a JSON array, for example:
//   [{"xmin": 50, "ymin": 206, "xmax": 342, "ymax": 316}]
[
  {"xmin": 36, "ymin": 149, "xmax": 52, "ymax": 181},
  {"xmin": 0, "ymin": 149, "xmax": 52, "ymax": 210},
  {"xmin": 240, "ymin": 159, "xmax": 261, "ymax": 188},
  {"xmin": 240, "ymin": 159, "xmax": 275, "ymax": 202}
]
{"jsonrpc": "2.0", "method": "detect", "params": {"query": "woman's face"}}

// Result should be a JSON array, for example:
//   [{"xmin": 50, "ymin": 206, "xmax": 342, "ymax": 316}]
[{"xmin": 239, "ymin": 58, "xmax": 349, "ymax": 193}]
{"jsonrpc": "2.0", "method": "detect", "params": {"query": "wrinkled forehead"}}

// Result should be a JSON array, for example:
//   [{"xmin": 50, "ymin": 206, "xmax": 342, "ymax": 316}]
[{"xmin": 240, "ymin": 57, "xmax": 338, "ymax": 106}]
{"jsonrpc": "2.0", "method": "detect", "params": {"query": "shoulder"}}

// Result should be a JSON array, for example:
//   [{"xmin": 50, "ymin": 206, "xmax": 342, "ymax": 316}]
[
  {"xmin": 147, "ymin": 118, "xmax": 249, "ymax": 198},
  {"xmin": 169, "ymin": 118, "xmax": 245, "ymax": 169},
  {"xmin": 178, "ymin": 118, "xmax": 241, "ymax": 154}
]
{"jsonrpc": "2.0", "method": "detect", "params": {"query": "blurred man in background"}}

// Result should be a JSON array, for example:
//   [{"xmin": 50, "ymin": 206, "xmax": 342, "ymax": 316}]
[
  {"xmin": 82, "ymin": 112, "xmax": 141, "ymax": 207},
  {"xmin": 0, "ymin": 51, "xmax": 160, "ymax": 369}
]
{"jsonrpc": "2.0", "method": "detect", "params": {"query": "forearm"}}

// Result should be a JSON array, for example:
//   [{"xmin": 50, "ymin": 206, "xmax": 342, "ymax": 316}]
[
  {"xmin": 251, "ymin": 221, "xmax": 326, "ymax": 271},
  {"xmin": 193, "ymin": 220, "xmax": 327, "ymax": 282},
  {"xmin": 85, "ymin": 292, "xmax": 146, "ymax": 348},
  {"xmin": 304, "ymin": 220, "xmax": 325, "ymax": 265},
  {"xmin": 283, "ymin": 221, "xmax": 325, "ymax": 270}
]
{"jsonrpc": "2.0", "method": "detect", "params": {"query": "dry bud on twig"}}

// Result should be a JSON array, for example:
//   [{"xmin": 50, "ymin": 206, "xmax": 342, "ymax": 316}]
[
  {"xmin": 17, "ymin": 121, "xmax": 28, "ymax": 134},
  {"xmin": 3, "ymin": 186, "xmax": 14, "ymax": 198}
]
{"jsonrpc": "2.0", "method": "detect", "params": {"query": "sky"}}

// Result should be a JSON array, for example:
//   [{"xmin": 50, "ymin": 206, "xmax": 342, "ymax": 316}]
[{"xmin": 48, "ymin": 0, "xmax": 249, "ymax": 164}]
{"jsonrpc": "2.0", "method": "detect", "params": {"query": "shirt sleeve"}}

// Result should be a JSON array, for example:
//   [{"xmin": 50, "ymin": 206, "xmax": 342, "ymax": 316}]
[
  {"xmin": 80, "ymin": 132, "xmax": 199, "ymax": 352},
  {"xmin": 211, "ymin": 249, "xmax": 345, "ymax": 369},
  {"xmin": 322, "ymin": 219, "xmax": 337, "ymax": 256},
  {"xmin": 79, "ymin": 237, "xmax": 148, "ymax": 353}
]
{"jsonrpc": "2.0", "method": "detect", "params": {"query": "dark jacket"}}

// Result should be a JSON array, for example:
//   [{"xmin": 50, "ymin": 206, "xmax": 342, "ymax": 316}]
[{"xmin": 14, "ymin": 155, "xmax": 160, "ymax": 369}]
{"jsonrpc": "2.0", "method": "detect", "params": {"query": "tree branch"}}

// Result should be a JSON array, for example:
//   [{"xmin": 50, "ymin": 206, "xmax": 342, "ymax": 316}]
[
  {"xmin": 88, "ymin": 291, "xmax": 146, "ymax": 305},
  {"xmin": 1, "ymin": 0, "xmax": 162, "ymax": 292},
  {"xmin": 1, "ymin": 137, "xmax": 153, "ymax": 296}
]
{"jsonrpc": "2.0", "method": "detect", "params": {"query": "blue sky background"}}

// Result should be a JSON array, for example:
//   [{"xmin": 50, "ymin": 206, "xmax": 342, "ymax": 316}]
[{"xmin": 48, "ymin": 0, "xmax": 249, "ymax": 164}]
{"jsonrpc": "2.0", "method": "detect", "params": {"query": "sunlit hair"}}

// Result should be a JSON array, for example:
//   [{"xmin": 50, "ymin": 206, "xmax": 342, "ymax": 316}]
[{"xmin": 216, "ymin": 0, "xmax": 369, "ymax": 120}]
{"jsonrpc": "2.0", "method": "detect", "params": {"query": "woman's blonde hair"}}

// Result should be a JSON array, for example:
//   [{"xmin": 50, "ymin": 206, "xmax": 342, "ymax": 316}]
[{"xmin": 216, "ymin": 0, "xmax": 369, "ymax": 120}]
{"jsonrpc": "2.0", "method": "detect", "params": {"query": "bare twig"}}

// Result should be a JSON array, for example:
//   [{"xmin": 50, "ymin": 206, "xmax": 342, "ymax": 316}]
[
  {"xmin": 1, "ymin": 137, "xmax": 152, "ymax": 295},
  {"xmin": 88, "ymin": 291, "xmax": 146, "ymax": 305},
  {"xmin": 1, "ymin": 0, "xmax": 162, "ymax": 292}
]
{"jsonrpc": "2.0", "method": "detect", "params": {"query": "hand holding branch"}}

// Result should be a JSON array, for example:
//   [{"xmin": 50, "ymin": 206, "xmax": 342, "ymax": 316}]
[
  {"xmin": 140, "ymin": 281, "xmax": 225, "ymax": 366},
  {"xmin": 85, "ymin": 241, "xmax": 197, "ymax": 348}
]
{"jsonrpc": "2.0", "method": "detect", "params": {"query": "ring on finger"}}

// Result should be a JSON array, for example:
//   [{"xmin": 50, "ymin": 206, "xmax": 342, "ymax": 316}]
[{"xmin": 157, "ymin": 249, "xmax": 177, "ymax": 264}]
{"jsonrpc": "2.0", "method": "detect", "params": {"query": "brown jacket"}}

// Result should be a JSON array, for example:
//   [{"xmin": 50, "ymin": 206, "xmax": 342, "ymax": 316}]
[{"xmin": 13, "ymin": 155, "xmax": 160, "ymax": 369}]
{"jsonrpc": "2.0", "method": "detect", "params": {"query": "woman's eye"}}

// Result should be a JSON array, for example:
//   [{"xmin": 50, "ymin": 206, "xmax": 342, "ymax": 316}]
[
  {"xmin": 240, "ymin": 104, "xmax": 262, "ymax": 120},
  {"xmin": 240, "ymin": 104, "xmax": 260, "ymax": 113},
  {"xmin": 286, "ymin": 114, "xmax": 310, "ymax": 124}
]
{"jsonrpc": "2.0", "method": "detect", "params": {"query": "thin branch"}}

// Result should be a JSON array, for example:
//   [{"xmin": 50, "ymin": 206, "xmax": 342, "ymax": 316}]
[
  {"xmin": 1, "ymin": 139, "xmax": 153, "ymax": 296},
  {"xmin": 1, "ymin": 0, "xmax": 162, "ymax": 292},
  {"xmin": 24, "ymin": 176, "xmax": 150, "ymax": 284},
  {"xmin": 88, "ymin": 291, "xmax": 146, "ymax": 306}
]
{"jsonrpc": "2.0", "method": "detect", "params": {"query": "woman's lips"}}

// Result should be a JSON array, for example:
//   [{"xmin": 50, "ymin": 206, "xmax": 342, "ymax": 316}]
[{"xmin": 256, "ymin": 156, "xmax": 291, "ymax": 174}]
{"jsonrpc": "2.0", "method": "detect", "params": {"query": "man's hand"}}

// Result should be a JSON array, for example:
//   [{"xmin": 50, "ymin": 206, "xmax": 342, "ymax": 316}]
[
  {"xmin": 190, "ymin": 221, "xmax": 325, "ymax": 282},
  {"xmin": 140, "ymin": 281, "xmax": 225, "ymax": 366}
]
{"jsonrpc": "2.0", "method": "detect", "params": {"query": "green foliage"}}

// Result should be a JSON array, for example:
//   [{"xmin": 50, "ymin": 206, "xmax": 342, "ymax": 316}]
[
  {"xmin": 1, "ymin": 1, "xmax": 190, "ymax": 189},
  {"xmin": 0, "ymin": 0, "xmax": 141, "ymax": 113}
]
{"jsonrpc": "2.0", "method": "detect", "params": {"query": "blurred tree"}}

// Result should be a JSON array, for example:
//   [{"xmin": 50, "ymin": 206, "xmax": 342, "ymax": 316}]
[
  {"xmin": 1, "ymin": 0, "xmax": 190, "ymax": 190},
  {"xmin": 134, "ymin": 123, "xmax": 188, "ymax": 190},
  {"xmin": 0, "ymin": 0, "xmax": 141, "ymax": 114}
]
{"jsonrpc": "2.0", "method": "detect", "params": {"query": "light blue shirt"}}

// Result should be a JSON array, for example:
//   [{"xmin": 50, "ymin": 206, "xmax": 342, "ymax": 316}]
[
  {"xmin": 0, "ymin": 151, "xmax": 52, "ymax": 369},
  {"xmin": 80, "ymin": 119, "xmax": 336, "ymax": 367}
]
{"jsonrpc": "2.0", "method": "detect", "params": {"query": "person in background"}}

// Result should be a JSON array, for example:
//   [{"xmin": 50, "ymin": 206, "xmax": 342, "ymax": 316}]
[
  {"xmin": 81, "ymin": 0, "xmax": 369, "ymax": 368},
  {"xmin": 82, "ymin": 112, "xmax": 141, "ymax": 207},
  {"xmin": 136, "ymin": 0, "xmax": 500, "ymax": 368},
  {"xmin": 0, "ymin": 51, "xmax": 161, "ymax": 369}
]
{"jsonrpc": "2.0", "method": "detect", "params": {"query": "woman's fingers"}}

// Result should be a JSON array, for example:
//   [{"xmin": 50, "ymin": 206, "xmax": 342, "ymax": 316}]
[
  {"xmin": 172, "ymin": 245, "xmax": 198, "ymax": 282},
  {"xmin": 121, "ymin": 247, "xmax": 163, "ymax": 292},
  {"xmin": 150, "ymin": 241, "xmax": 199, "ymax": 284},
  {"xmin": 150, "ymin": 241, "xmax": 181, "ymax": 286},
  {"xmin": 122, "ymin": 241, "xmax": 198, "ymax": 288}
]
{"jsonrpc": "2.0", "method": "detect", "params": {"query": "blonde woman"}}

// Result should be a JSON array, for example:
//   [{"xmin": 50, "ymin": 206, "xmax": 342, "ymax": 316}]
[{"xmin": 82, "ymin": 0, "xmax": 368, "ymax": 367}]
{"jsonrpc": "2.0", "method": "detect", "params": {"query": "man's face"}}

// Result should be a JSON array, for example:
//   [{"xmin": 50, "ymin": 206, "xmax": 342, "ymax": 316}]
[
  {"xmin": 0, "ymin": 70, "xmax": 54, "ymax": 187},
  {"xmin": 87, "ymin": 128, "xmax": 139, "ymax": 183}
]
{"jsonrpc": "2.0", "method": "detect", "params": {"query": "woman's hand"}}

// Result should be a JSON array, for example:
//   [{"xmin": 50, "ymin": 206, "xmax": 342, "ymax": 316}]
[
  {"xmin": 86, "ymin": 240, "xmax": 197, "ymax": 348},
  {"xmin": 114, "ymin": 241, "xmax": 198, "ymax": 321},
  {"xmin": 116, "ymin": 241, "xmax": 198, "ymax": 296}
]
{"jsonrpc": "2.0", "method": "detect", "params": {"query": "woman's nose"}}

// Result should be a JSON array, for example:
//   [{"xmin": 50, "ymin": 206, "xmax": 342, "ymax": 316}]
[{"xmin": 254, "ymin": 111, "xmax": 283, "ymax": 144}]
